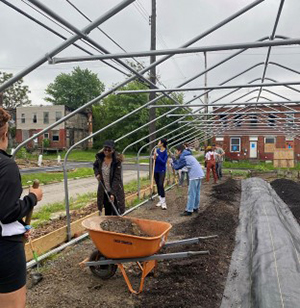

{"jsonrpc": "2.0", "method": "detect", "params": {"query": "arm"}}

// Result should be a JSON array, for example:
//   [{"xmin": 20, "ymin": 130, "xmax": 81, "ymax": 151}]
[
  {"xmin": 172, "ymin": 155, "xmax": 187, "ymax": 170},
  {"xmin": 0, "ymin": 161, "xmax": 37, "ymax": 224},
  {"xmin": 93, "ymin": 158, "xmax": 100, "ymax": 178},
  {"xmin": 156, "ymin": 150, "xmax": 168, "ymax": 165}
]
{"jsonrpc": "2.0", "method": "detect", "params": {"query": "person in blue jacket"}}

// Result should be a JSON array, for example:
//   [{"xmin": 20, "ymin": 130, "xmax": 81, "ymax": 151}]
[
  {"xmin": 172, "ymin": 144, "xmax": 205, "ymax": 216},
  {"xmin": 154, "ymin": 138, "xmax": 168, "ymax": 210}
]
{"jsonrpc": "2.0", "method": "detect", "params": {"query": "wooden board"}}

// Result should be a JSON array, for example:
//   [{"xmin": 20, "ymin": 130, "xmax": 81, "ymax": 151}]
[
  {"xmin": 273, "ymin": 159, "xmax": 295, "ymax": 168},
  {"xmin": 274, "ymin": 149, "xmax": 294, "ymax": 160},
  {"xmin": 264, "ymin": 144, "xmax": 275, "ymax": 153}
]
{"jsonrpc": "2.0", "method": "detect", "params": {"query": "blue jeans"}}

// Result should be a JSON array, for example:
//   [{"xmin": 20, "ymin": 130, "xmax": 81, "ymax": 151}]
[{"xmin": 186, "ymin": 179, "xmax": 202, "ymax": 213}]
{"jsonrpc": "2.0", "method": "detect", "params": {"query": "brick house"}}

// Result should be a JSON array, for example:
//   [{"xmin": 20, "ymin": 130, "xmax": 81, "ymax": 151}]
[
  {"xmin": 16, "ymin": 105, "xmax": 91, "ymax": 150},
  {"xmin": 211, "ymin": 105, "xmax": 300, "ymax": 161}
]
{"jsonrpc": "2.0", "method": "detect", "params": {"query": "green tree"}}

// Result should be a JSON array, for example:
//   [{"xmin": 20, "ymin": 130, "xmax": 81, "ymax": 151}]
[
  {"xmin": 45, "ymin": 67, "xmax": 105, "ymax": 109},
  {"xmin": 93, "ymin": 81, "xmax": 190, "ymax": 153},
  {"xmin": 0, "ymin": 71, "xmax": 31, "ymax": 108}
]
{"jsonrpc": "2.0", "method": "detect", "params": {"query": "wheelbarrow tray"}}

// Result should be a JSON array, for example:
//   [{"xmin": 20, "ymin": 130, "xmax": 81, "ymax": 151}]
[{"xmin": 82, "ymin": 216, "xmax": 172, "ymax": 259}]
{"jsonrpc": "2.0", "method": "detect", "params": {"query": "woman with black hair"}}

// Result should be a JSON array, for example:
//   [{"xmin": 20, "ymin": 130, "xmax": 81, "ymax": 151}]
[
  {"xmin": 154, "ymin": 138, "xmax": 168, "ymax": 210},
  {"xmin": 0, "ymin": 108, "xmax": 43, "ymax": 307},
  {"xmin": 93, "ymin": 140, "xmax": 125, "ymax": 215}
]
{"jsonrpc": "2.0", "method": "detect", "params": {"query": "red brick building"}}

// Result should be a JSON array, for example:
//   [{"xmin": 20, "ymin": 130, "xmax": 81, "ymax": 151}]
[
  {"xmin": 211, "ymin": 105, "xmax": 300, "ymax": 161},
  {"xmin": 16, "ymin": 105, "xmax": 91, "ymax": 150}
]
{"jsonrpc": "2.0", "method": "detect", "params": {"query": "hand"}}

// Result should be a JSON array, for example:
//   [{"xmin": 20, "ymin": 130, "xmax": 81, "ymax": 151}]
[
  {"xmin": 110, "ymin": 195, "xmax": 115, "ymax": 202},
  {"xmin": 24, "ymin": 229, "xmax": 32, "ymax": 239},
  {"xmin": 153, "ymin": 152, "xmax": 157, "ymax": 160},
  {"xmin": 29, "ymin": 186, "xmax": 43, "ymax": 202},
  {"xmin": 96, "ymin": 174, "xmax": 101, "ymax": 181}
]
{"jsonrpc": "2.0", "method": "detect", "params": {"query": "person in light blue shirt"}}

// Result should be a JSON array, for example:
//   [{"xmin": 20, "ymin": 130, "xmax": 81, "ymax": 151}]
[
  {"xmin": 154, "ymin": 139, "xmax": 168, "ymax": 209},
  {"xmin": 172, "ymin": 144, "xmax": 205, "ymax": 216}
]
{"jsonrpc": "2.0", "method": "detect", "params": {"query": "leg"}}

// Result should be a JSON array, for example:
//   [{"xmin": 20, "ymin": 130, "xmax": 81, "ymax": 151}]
[
  {"xmin": 0, "ymin": 286, "xmax": 26, "ymax": 308},
  {"xmin": 216, "ymin": 162, "xmax": 220, "ymax": 179},
  {"xmin": 212, "ymin": 164, "xmax": 218, "ymax": 183},
  {"xmin": 154, "ymin": 172, "xmax": 160, "ymax": 196},
  {"xmin": 193, "ymin": 179, "xmax": 201, "ymax": 210},
  {"xmin": 158, "ymin": 172, "xmax": 166, "ymax": 198},
  {"xmin": 219, "ymin": 162, "xmax": 223, "ymax": 178},
  {"xmin": 104, "ymin": 194, "xmax": 113, "ymax": 215},
  {"xmin": 185, "ymin": 180, "xmax": 197, "ymax": 213},
  {"xmin": 206, "ymin": 164, "xmax": 210, "ymax": 182}
]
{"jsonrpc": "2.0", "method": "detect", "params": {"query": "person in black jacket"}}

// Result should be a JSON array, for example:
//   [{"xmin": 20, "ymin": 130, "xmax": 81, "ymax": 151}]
[
  {"xmin": 93, "ymin": 140, "xmax": 125, "ymax": 215},
  {"xmin": 0, "ymin": 108, "xmax": 43, "ymax": 307}
]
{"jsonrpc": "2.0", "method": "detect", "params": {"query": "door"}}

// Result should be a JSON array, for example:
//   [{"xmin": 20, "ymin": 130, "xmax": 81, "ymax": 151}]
[{"xmin": 250, "ymin": 141, "xmax": 257, "ymax": 158}]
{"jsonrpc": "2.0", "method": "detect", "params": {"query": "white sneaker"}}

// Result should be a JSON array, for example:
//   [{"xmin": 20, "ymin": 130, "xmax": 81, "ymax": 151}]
[
  {"xmin": 161, "ymin": 202, "xmax": 167, "ymax": 210},
  {"xmin": 156, "ymin": 201, "xmax": 162, "ymax": 207},
  {"xmin": 156, "ymin": 196, "xmax": 162, "ymax": 207}
]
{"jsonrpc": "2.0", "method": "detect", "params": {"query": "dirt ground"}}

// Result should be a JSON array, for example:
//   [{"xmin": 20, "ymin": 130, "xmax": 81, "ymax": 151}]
[
  {"xmin": 271, "ymin": 178, "xmax": 300, "ymax": 223},
  {"xmin": 26, "ymin": 178, "xmax": 240, "ymax": 308}
]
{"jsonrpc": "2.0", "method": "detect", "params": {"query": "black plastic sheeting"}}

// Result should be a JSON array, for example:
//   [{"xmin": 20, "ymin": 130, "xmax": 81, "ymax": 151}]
[{"xmin": 221, "ymin": 177, "xmax": 300, "ymax": 308}]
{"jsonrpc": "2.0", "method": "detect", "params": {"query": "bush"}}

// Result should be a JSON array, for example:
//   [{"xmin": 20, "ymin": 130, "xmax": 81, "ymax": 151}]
[
  {"xmin": 15, "ymin": 147, "xmax": 27, "ymax": 159},
  {"xmin": 43, "ymin": 138, "xmax": 50, "ymax": 148}
]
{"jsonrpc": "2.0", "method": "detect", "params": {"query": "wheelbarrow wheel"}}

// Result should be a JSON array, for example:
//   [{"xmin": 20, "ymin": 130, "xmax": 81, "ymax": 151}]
[{"xmin": 89, "ymin": 250, "xmax": 117, "ymax": 280}]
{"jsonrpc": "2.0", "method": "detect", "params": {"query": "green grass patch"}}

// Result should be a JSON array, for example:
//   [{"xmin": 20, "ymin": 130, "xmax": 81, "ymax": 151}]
[{"xmin": 22, "ymin": 168, "xmax": 94, "ymax": 186}]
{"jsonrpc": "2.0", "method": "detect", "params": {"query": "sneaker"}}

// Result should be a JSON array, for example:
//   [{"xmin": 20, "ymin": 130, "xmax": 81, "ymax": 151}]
[
  {"xmin": 180, "ymin": 211, "xmax": 192, "ymax": 216},
  {"xmin": 193, "ymin": 209, "xmax": 199, "ymax": 213},
  {"xmin": 156, "ymin": 201, "xmax": 162, "ymax": 207},
  {"xmin": 161, "ymin": 202, "xmax": 167, "ymax": 210}
]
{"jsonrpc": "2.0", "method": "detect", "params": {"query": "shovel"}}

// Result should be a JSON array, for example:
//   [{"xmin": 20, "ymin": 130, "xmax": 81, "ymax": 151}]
[
  {"xmin": 25, "ymin": 180, "xmax": 43, "ymax": 286},
  {"xmin": 150, "ymin": 150, "xmax": 157, "ymax": 201}
]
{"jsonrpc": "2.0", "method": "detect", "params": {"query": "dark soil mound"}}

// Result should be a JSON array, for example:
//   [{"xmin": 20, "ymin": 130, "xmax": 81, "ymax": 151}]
[
  {"xmin": 100, "ymin": 218, "xmax": 149, "ymax": 237},
  {"xmin": 271, "ymin": 179, "xmax": 300, "ymax": 223},
  {"xmin": 211, "ymin": 178, "xmax": 241, "ymax": 203},
  {"xmin": 136, "ymin": 183, "xmax": 240, "ymax": 308}
]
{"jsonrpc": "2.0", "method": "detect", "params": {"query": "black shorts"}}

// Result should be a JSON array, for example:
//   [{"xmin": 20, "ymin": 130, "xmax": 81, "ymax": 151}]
[{"xmin": 0, "ymin": 239, "xmax": 26, "ymax": 293}]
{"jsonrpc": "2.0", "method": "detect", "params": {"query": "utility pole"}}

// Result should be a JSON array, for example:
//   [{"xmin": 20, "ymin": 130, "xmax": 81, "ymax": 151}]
[
  {"xmin": 204, "ymin": 52, "xmax": 209, "ymax": 147},
  {"xmin": 149, "ymin": 0, "xmax": 156, "ymax": 153}
]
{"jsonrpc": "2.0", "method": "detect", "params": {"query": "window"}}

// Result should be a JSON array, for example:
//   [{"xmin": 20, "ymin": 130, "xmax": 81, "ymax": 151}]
[
  {"xmin": 219, "ymin": 114, "xmax": 228, "ymax": 127},
  {"xmin": 44, "ymin": 133, "xmax": 49, "ymax": 139},
  {"xmin": 286, "ymin": 114, "xmax": 295, "ymax": 127},
  {"xmin": 250, "ymin": 115, "xmax": 257, "ymax": 127},
  {"xmin": 55, "ymin": 111, "xmax": 62, "ymax": 121},
  {"xmin": 32, "ymin": 113, "xmax": 37, "ymax": 123},
  {"xmin": 21, "ymin": 113, "xmax": 25, "ymax": 124},
  {"xmin": 268, "ymin": 114, "xmax": 276, "ymax": 126},
  {"xmin": 52, "ymin": 130, "xmax": 59, "ymax": 141},
  {"xmin": 234, "ymin": 115, "xmax": 242, "ymax": 127},
  {"xmin": 265, "ymin": 137, "xmax": 275, "ymax": 144},
  {"xmin": 43, "ymin": 112, "xmax": 49, "ymax": 124},
  {"xmin": 230, "ymin": 137, "xmax": 240, "ymax": 152}
]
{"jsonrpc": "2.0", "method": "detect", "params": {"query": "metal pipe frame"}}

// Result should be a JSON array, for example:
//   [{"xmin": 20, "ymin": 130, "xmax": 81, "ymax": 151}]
[
  {"xmin": 116, "ymin": 80, "xmax": 300, "ymax": 95},
  {"xmin": 0, "ymin": 0, "xmax": 136, "ymax": 92},
  {"xmin": 57, "ymin": 1, "xmax": 264, "ymax": 240},
  {"xmin": 50, "ymin": 37, "xmax": 300, "ymax": 63},
  {"xmin": 4, "ymin": 0, "xmax": 299, "ymax": 245}
]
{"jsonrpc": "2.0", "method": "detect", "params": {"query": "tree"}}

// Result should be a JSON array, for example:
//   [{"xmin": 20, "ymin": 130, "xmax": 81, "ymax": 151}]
[
  {"xmin": 45, "ymin": 67, "xmax": 105, "ymax": 109},
  {"xmin": 0, "ymin": 71, "xmax": 31, "ymax": 109},
  {"xmin": 92, "ymin": 81, "xmax": 190, "ymax": 153}
]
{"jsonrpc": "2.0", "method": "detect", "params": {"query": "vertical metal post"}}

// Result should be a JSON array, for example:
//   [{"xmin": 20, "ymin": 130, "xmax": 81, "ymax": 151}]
[{"xmin": 149, "ymin": 0, "xmax": 157, "ymax": 176}]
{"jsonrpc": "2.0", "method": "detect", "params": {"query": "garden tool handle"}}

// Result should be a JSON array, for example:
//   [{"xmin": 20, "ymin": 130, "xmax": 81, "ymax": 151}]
[
  {"xmin": 25, "ymin": 179, "xmax": 40, "ymax": 225},
  {"xmin": 151, "ymin": 151, "xmax": 156, "ymax": 192}
]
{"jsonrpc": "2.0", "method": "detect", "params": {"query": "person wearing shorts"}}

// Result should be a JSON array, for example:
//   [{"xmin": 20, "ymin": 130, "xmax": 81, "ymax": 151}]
[{"xmin": 0, "ymin": 108, "xmax": 43, "ymax": 308}]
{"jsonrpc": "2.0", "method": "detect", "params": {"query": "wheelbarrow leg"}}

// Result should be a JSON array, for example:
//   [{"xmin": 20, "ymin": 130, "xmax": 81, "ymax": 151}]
[
  {"xmin": 118, "ymin": 260, "xmax": 157, "ymax": 294},
  {"xmin": 118, "ymin": 264, "xmax": 138, "ymax": 294},
  {"xmin": 138, "ymin": 260, "xmax": 156, "ymax": 293}
]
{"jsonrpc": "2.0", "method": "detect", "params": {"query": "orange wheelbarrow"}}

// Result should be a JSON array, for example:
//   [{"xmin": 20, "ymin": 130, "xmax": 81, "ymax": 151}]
[{"xmin": 80, "ymin": 216, "xmax": 217, "ymax": 294}]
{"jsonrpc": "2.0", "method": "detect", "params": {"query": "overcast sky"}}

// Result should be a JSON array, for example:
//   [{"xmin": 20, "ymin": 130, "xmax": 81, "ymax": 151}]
[{"xmin": 1, "ymin": 0, "xmax": 300, "ymax": 107}]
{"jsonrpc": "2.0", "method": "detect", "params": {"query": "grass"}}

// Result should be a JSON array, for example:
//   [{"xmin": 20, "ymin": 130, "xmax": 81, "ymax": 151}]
[
  {"xmin": 16, "ymin": 149, "xmax": 150, "ymax": 164},
  {"xmin": 21, "ymin": 168, "xmax": 94, "ymax": 186}
]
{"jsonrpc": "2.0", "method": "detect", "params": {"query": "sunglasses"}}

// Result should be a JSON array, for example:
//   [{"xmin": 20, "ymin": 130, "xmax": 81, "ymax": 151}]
[{"xmin": 104, "ymin": 147, "xmax": 112, "ymax": 152}]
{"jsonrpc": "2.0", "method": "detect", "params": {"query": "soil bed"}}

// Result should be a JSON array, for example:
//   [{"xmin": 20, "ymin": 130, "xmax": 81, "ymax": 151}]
[
  {"xmin": 270, "ymin": 179, "xmax": 300, "ymax": 223},
  {"xmin": 211, "ymin": 178, "xmax": 241, "ymax": 203},
  {"xmin": 27, "ymin": 178, "xmax": 240, "ymax": 308},
  {"xmin": 100, "ymin": 218, "xmax": 150, "ymax": 237}
]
